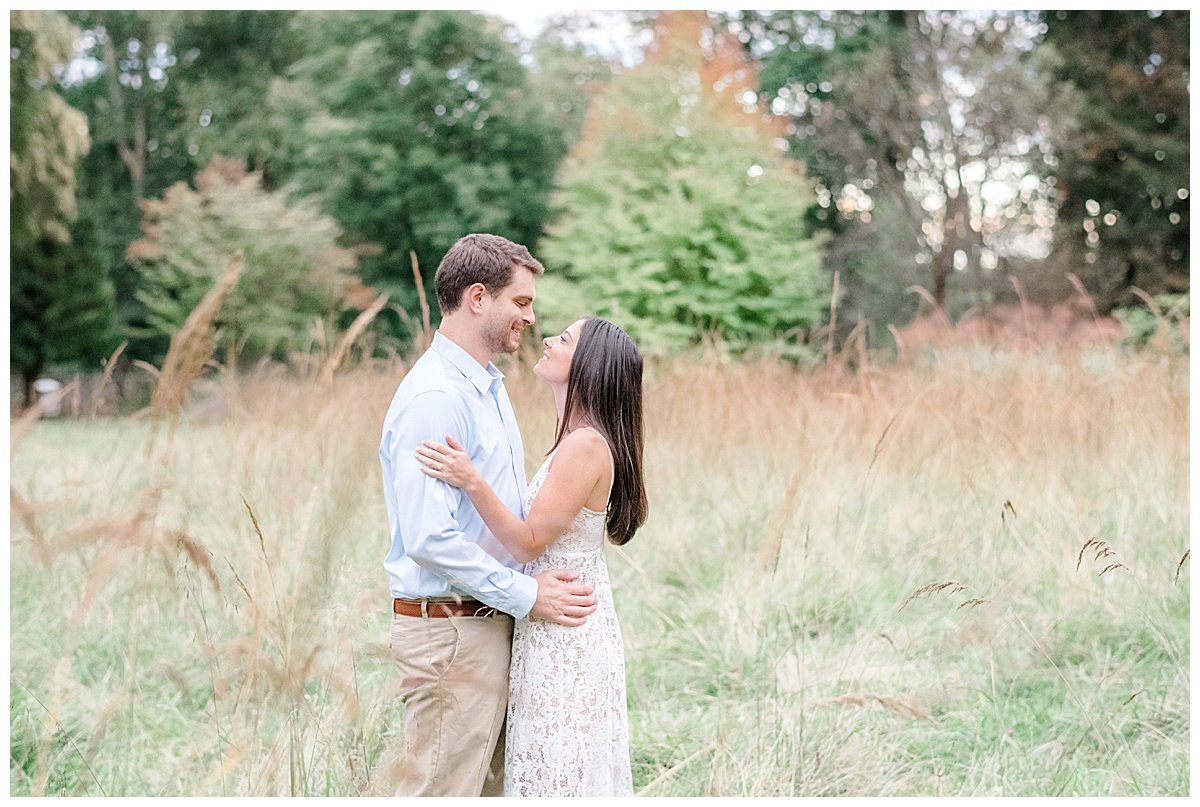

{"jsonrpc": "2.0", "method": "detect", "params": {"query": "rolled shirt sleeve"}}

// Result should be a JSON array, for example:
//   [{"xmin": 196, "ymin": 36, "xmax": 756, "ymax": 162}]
[{"xmin": 383, "ymin": 389, "xmax": 538, "ymax": 618}]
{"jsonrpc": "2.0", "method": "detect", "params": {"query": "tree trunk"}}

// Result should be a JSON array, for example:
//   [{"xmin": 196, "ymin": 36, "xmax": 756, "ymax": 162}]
[
  {"xmin": 22, "ymin": 369, "xmax": 39, "ymax": 411},
  {"xmin": 100, "ymin": 22, "xmax": 145, "ymax": 204},
  {"xmin": 932, "ymin": 248, "xmax": 951, "ymax": 308},
  {"xmin": 129, "ymin": 106, "xmax": 146, "ymax": 203}
]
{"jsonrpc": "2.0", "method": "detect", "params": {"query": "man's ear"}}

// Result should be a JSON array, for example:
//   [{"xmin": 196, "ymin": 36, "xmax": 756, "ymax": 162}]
[{"xmin": 464, "ymin": 282, "xmax": 488, "ymax": 314}]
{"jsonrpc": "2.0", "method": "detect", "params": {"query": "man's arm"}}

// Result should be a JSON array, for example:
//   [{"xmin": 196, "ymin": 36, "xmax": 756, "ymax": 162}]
[
  {"xmin": 415, "ymin": 430, "xmax": 607, "ymax": 563},
  {"xmin": 386, "ymin": 389, "xmax": 538, "ymax": 617}
]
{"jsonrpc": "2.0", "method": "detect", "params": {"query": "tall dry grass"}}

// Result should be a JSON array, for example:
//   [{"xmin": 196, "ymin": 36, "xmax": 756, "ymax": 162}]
[{"xmin": 8, "ymin": 317, "xmax": 1188, "ymax": 795}]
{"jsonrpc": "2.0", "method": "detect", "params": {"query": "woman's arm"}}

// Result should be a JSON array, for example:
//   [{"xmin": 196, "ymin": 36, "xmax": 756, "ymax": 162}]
[{"xmin": 416, "ymin": 429, "xmax": 609, "ymax": 563}]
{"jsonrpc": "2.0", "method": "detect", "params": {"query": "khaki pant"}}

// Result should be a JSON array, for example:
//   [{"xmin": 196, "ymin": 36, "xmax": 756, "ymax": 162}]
[{"xmin": 388, "ymin": 610, "xmax": 514, "ymax": 796}]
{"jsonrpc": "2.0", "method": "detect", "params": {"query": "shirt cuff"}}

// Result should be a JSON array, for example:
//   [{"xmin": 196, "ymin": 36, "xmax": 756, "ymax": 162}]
[{"xmin": 507, "ymin": 570, "xmax": 539, "ymax": 620}]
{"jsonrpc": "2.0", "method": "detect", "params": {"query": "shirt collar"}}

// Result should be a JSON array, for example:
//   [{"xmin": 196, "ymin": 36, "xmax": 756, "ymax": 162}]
[{"xmin": 431, "ymin": 331, "xmax": 504, "ymax": 396}]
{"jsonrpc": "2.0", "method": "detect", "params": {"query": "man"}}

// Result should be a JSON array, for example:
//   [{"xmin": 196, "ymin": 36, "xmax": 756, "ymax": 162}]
[{"xmin": 379, "ymin": 233, "xmax": 598, "ymax": 796}]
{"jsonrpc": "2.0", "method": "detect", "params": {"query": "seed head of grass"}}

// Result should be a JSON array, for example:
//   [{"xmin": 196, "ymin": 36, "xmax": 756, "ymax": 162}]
[
  {"xmin": 899, "ymin": 581, "xmax": 966, "ymax": 611},
  {"xmin": 1174, "ymin": 550, "xmax": 1189, "ymax": 584},
  {"xmin": 1077, "ymin": 538, "xmax": 1129, "ymax": 576},
  {"xmin": 317, "ymin": 292, "xmax": 390, "ymax": 389},
  {"xmin": 151, "ymin": 251, "xmax": 245, "ymax": 419},
  {"xmin": 168, "ymin": 529, "xmax": 221, "ymax": 592},
  {"xmin": 819, "ymin": 692, "xmax": 936, "ymax": 723}
]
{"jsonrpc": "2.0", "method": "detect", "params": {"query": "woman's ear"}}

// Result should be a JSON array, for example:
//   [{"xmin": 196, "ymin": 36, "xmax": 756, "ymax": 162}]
[{"xmin": 465, "ymin": 282, "xmax": 488, "ymax": 314}]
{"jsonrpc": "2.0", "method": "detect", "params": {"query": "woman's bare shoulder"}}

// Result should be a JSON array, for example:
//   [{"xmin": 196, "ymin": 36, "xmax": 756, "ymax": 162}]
[{"xmin": 551, "ymin": 427, "xmax": 610, "ymax": 471}]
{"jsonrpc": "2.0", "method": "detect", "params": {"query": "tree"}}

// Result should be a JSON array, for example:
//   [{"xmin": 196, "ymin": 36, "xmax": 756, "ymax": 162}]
[
  {"xmin": 537, "ymin": 11, "xmax": 828, "ymax": 353},
  {"xmin": 11, "ymin": 218, "xmax": 120, "ymax": 408},
  {"xmin": 11, "ymin": 10, "xmax": 90, "ymax": 244},
  {"xmin": 60, "ymin": 12, "xmax": 303, "ymax": 361},
  {"xmin": 158, "ymin": 11, "xmax": 302, "ymax": 182},
  {"xmin": 126, "ymin": 157, "xmax": 365, "ymax": 363},
  {"xmin": 10, "ymin": 11, "xmax": 119, "ymax": 405},
  {"xmin": 1041, "ymin": 10, "xmax": 1189, "ymax": 310},
  {"xmin": 60, "ymin": 10, "xmax": 582, "ymax": 360},
  {"xmin": 64, "ymin": 11, "xmax": 299, "ymax": 205},
  {"xmin": 735, "ymin": 11, "xmax": 1064, "ymax": 325},
  {"xmin": 267, "ymin": 11, "xmax": 572, "ymax": 315}
]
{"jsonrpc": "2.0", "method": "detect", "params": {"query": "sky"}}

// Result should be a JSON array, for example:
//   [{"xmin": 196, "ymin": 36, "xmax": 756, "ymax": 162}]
[
  {"xmin": 492, "ymin": 7, "xmax": 565, "ymax": 39},
  {"xmin": 487, "ymin": 8, "xmax": 650, "ymax": 67}
]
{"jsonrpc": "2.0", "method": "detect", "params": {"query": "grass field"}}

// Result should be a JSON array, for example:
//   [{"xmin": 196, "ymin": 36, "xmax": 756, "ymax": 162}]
[{"xmin": 8, "ymin": 338, "xmax": 1189, "ymax": 796}]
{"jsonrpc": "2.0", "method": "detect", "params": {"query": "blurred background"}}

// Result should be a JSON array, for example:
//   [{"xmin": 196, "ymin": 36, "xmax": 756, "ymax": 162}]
[{"xmin": 10, "ymin": 9, "xmax": 1190, "ymax": 411}]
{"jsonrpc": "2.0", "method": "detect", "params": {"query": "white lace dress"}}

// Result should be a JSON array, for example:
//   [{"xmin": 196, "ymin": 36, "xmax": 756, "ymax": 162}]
[{"xmin": 505, "ymin": 447, "xmax": 634, "ymax": 797}]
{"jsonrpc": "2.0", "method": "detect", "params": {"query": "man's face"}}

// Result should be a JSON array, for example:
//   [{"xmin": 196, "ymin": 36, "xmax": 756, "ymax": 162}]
[{"xmin": 480, "ymin": 266, "xmax": 537, "ymax": 354}]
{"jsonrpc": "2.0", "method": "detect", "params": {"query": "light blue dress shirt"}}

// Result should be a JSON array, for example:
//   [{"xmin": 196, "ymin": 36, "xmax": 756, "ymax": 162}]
[{"xmin": 380, "ymin": 331, "xmax": 538, "ymax": 618}]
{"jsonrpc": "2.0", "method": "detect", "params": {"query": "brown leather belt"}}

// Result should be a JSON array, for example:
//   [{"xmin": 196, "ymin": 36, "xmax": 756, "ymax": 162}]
[{"xmin": 393, "ymin": 598, "xmax": 499, "ymax": 618}]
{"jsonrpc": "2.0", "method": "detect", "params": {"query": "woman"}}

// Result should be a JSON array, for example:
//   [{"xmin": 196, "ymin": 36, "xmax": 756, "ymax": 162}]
[{"xmin": 415, "ymin": 315, "xmax": 648, "ymax": 797}]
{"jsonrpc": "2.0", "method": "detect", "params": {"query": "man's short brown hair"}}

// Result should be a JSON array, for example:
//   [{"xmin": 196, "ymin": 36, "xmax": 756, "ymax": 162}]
[{"xmin": 434, "ymin": 234, "xmax": 545, "ymax": 313}]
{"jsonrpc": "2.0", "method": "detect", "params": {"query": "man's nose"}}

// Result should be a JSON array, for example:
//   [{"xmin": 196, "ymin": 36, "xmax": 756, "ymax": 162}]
[{"xmin": 525, "ymin": 308, "xmax": 536, "ymax": 326}]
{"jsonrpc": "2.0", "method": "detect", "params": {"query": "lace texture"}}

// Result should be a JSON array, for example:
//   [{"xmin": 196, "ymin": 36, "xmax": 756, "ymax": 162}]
[{"xmin": 505, "ymin": 449, "xmax": 633, "ymax": 796}]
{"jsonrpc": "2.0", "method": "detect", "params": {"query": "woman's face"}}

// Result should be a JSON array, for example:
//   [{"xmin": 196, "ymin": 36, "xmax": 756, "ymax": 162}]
[{"xmin": 533, "ymin": 318, "xmax": 586, "ymax": 386}]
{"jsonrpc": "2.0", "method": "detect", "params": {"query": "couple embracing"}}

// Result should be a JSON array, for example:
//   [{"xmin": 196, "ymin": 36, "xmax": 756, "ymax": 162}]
[{"xmin": 379, "ymin": 234, "xmax": 648, "ymax": 796}]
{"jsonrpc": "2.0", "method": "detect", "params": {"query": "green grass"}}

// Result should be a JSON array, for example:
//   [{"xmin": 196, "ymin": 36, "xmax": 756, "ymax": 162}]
[{"xmin": 9, "ymin": 342, "xmax": 1189, "ymax": 795}]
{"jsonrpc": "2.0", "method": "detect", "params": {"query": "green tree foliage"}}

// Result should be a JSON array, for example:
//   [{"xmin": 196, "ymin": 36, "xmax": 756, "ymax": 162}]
[
  {"xmin": 127, "ymin": 157, "xmax": 363, "ymax": 362},
  {"xmin": 59, "ymin": 10, "xmax": 582, "ymax": 363},
  {"xmin": 63, "ymin": 11, "xmax": 299, "ymax": 203},
  {"xmin": 538, "ymin": 12, "xmax": 827, "ymax": 353},
  {"xmin": 62, "ymin": 12, "xmax": 177, "ymax": 351},
  {"xmin": 11, "ymin": 11, "xmax": 119, "ymax": 404},
  {"xmin": 164, "ymin": 11, "xmax": 302, "ymax": 179},
  {"xmin": 1041, "ymin": 10, "xmax": 1189, "ymax": 310},
  {"xmin": 11, "ymin": 217, "xmax": 120, "ymax": 407},
  {"xmin": 11, "ymin": 10, "xmax": 90, "ymax": 244},
  {"xmin": 63, "ymin": 11, "xmax": 301, "ymax": 358},
  {"xmin": 269, "ymin": 11, "xmax": 571, "ymax": 310}
]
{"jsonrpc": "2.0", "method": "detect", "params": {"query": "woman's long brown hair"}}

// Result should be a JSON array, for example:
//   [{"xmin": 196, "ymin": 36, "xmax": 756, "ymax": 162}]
[{"xmin": 549, "ymin": 317, "xmax": 648, "ymax": 545}]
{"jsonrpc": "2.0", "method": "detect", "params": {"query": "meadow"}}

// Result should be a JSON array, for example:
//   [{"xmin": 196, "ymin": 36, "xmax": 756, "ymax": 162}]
[{"xmin": 8, "ymin": 331, "xmax": 1189, "ymax": 796}]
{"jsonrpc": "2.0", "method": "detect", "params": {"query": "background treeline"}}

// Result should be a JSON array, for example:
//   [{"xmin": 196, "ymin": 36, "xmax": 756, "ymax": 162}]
[{"xmin": 10, "ymin": 10, "xmax": 1190, "ymax": 403}]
